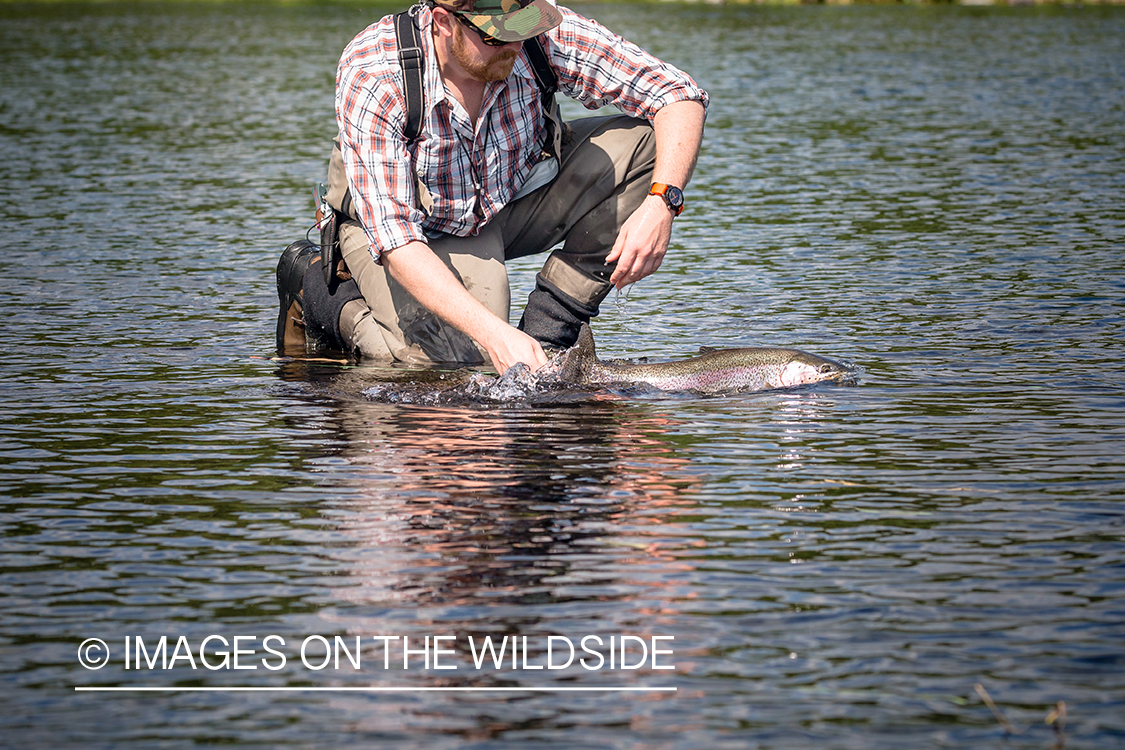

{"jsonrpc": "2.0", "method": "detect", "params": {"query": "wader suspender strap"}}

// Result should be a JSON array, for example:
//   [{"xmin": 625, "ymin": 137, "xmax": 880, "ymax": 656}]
[
  {"xmin": 524, "ymin": 37, "xmax": 558, "ymax": 100},
  {"xmin": 395, "ymin": 11, "xmax": 425, "ymax": 143},
  {"xmin": 522, "ymin": 35, "xmax": 562, "ymax": 161},
  {"xmin": 326, "ymin": 10, "xmax": 431, "ymax": 235},
  {"xmin": 394, "ymin": 10, "xmax": 435, "ymax": 216}
]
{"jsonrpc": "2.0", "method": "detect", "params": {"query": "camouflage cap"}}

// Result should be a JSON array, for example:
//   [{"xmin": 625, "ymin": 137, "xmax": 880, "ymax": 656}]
[{"xmin": 435, "ymin": 0, "xmax": 562, "ymax": 44}]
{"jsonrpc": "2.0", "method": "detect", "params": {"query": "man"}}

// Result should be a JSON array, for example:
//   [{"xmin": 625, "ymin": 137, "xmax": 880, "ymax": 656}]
[{"xmin": 277, "ymin": 0, "xmax": 707, "ymax": 373}]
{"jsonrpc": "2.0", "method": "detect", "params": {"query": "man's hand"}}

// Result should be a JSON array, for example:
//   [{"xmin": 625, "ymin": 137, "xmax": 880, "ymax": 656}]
[
  {"xmin": 478, "ymin": 321, "xmax": 548, "ymax": 375},
  {"xmin": 606, "ymin": 194, "xmax": 674, "ymax": 289}
]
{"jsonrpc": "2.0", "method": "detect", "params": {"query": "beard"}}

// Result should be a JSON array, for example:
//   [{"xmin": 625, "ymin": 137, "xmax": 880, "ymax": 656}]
[{"xmin": 451, "ymin": 25, "xmax": 518, "ymax": 83}]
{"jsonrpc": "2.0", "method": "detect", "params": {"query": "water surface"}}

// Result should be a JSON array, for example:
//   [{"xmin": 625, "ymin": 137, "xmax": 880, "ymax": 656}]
[{"xmin": 1, "ymin": 2, "xmax": 1124, "ymax": 747}]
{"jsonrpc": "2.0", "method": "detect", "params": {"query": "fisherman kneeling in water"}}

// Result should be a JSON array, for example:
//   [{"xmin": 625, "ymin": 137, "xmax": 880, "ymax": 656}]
[{"xmin": 277, "ymin": 0, "xmax": 707, "ymax": 373}]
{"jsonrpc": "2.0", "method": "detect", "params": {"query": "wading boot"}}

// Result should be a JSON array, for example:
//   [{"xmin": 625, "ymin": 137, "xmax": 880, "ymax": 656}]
[
  {"xmin": 300, "ymin": 256, "xmax": 363, "ymax": 352},
  {"xmin": 275, "ymin": 239, "xmax": 320, "ymax": 353}
]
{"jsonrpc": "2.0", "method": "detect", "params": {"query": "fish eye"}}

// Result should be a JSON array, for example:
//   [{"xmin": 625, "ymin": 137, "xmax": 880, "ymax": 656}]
[{"xmin": 818, "ymin": 364, "xmax": 834, "ymax": 373}]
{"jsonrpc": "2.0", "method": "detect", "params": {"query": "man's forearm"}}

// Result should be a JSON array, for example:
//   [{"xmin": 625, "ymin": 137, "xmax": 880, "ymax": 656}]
[
  {"xmin": 651, "ymin": 99, "xmax": 706, "ymax": 190},
  {"xmin": 382, "ymin": 240, "xmax": 506, "ymax": 345},
  {"xmin": 605, "ymin": 99, "xmax": 706, "ymax": 288},
  {"xmin": 380, "ymin": 240, "xmax": 546, "ymax": 372}
]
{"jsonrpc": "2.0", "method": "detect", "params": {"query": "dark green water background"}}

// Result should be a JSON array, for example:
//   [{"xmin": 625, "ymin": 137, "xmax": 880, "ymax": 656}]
[{"xmin": 1, "ymin": 2, "xmax": 1123, "ymax": 747}]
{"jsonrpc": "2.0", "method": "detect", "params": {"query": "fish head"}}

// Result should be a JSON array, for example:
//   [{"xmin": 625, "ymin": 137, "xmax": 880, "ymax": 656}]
[{"xmin": 778, "ymin": 351, "xmax": 854, "ymax": 387}]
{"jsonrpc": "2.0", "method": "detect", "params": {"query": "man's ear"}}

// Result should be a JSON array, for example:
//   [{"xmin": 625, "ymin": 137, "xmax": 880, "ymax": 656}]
[{"xmin": 431, "ymin": 8, "xmax": 457, "ymax": 40}]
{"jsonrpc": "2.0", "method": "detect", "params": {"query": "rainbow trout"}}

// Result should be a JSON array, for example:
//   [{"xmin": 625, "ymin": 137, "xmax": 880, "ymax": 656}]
[{"xmin": 555, "ymin": 324, "xmax": 853, "ymax": 394}]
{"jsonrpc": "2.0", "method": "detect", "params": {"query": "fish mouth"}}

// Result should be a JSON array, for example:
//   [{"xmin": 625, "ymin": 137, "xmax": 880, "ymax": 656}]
[
  {"xmin": 782, "ymin": 358, "xmax": 858, "ymax": 388},
  {"xmin": 823, "ymin": 365, "xmax": 860, "ymax": 386}
]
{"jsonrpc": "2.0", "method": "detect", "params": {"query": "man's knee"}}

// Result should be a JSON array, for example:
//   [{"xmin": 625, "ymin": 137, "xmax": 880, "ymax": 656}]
[{"xmin": 567, "ymin": 115, "xmax": 656, "ymax": 182}]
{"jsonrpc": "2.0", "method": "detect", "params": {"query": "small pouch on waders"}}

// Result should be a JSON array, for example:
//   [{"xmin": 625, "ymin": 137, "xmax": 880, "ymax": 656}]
[
  {"xmin": 312, "ymin": 183, "xmax": 342, "ymax": 289},
  {"xmin": 320, "ymin": 140, "xmax": 367, "ymax": 288}
]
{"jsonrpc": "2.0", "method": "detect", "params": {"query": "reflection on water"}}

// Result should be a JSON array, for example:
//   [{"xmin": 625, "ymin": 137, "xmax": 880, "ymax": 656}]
[
  {"xmin": 305, "ymin": 369, "xmax": 698, "ymax": 614},
  {"xmin": 2, "ymin": 1, "xmax": 1125, "ymax": 748}
]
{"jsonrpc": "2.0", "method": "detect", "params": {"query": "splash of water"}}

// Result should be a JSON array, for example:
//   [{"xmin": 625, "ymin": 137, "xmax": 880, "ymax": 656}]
[
  {"xmin": 463, "ymin": 362, "xmax": 540, "ymax": 402},
  {"xmin": 362, "ymin": 354, "xmax": 574, "ymax": 406}
]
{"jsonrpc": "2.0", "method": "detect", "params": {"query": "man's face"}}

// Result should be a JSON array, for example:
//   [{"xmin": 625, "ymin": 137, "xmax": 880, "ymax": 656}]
[{"xmin": 450, "ymin": 21, "xmax": 521, "ymax": 83}]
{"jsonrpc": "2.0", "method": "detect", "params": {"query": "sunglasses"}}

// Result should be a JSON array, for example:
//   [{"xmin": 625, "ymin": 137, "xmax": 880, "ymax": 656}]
[{"xmin": 453, "ymin": 12, "xmax": 510, "ymax": 47}]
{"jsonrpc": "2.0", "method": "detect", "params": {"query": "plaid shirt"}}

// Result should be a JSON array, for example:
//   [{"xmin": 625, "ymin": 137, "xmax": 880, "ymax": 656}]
[{"xmin": 335, "ymin": 4, "xmax": 708, "ymax": 261}]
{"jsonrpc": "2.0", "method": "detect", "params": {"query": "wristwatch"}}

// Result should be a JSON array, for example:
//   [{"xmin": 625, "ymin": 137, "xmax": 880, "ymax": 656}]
[{"xmin": 649, "ymin": 183, "xmax": 684, "ymax": 217}]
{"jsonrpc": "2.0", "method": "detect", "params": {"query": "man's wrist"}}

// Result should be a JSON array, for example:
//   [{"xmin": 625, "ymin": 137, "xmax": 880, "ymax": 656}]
[{"xmin": 649, "ymin": 183, "xmax": 685, "ymax": 216}]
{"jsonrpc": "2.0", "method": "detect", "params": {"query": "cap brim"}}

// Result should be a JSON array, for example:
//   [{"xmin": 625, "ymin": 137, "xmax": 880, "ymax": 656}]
[{"xmin": 462, "ymin": 0, "xmax": 563, "ymax": 43}]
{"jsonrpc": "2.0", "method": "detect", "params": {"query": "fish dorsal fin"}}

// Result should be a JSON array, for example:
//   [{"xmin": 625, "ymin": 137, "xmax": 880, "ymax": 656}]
[
  {"xmin": 697, "ymin": 345, "xmax": 718, "ymax": 354},
  {"xmin": 557, "ymin": 323, "xmax": 598, "ymax": 382},
  {"xmin": 576, "ymin": 323, "xmax": 597, "ymax": 360}
]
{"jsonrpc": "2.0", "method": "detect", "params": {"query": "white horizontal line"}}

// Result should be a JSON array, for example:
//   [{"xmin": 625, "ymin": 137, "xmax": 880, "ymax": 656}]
[{"xmin": 75, "ymin": 686, "xmax": 676, "ymax": 693}]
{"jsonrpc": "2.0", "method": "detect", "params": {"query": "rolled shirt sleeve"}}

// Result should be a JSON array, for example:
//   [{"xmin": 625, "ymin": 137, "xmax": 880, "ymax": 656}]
[{"xmin": 545, "ymin": 6, "xmax": 709, "ymax": 123}]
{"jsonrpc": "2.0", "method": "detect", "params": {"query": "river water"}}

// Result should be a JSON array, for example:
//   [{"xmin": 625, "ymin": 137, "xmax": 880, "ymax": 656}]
[{"xmin": 2, "ymin": 2, "xmax": 1124, "ymax": 748}]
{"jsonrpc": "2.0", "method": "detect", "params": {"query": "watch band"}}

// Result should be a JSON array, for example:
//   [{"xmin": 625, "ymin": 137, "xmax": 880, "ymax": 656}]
[{"xmin": 649, "ymin": 183, "xmax": 684, "ymax": 216}]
